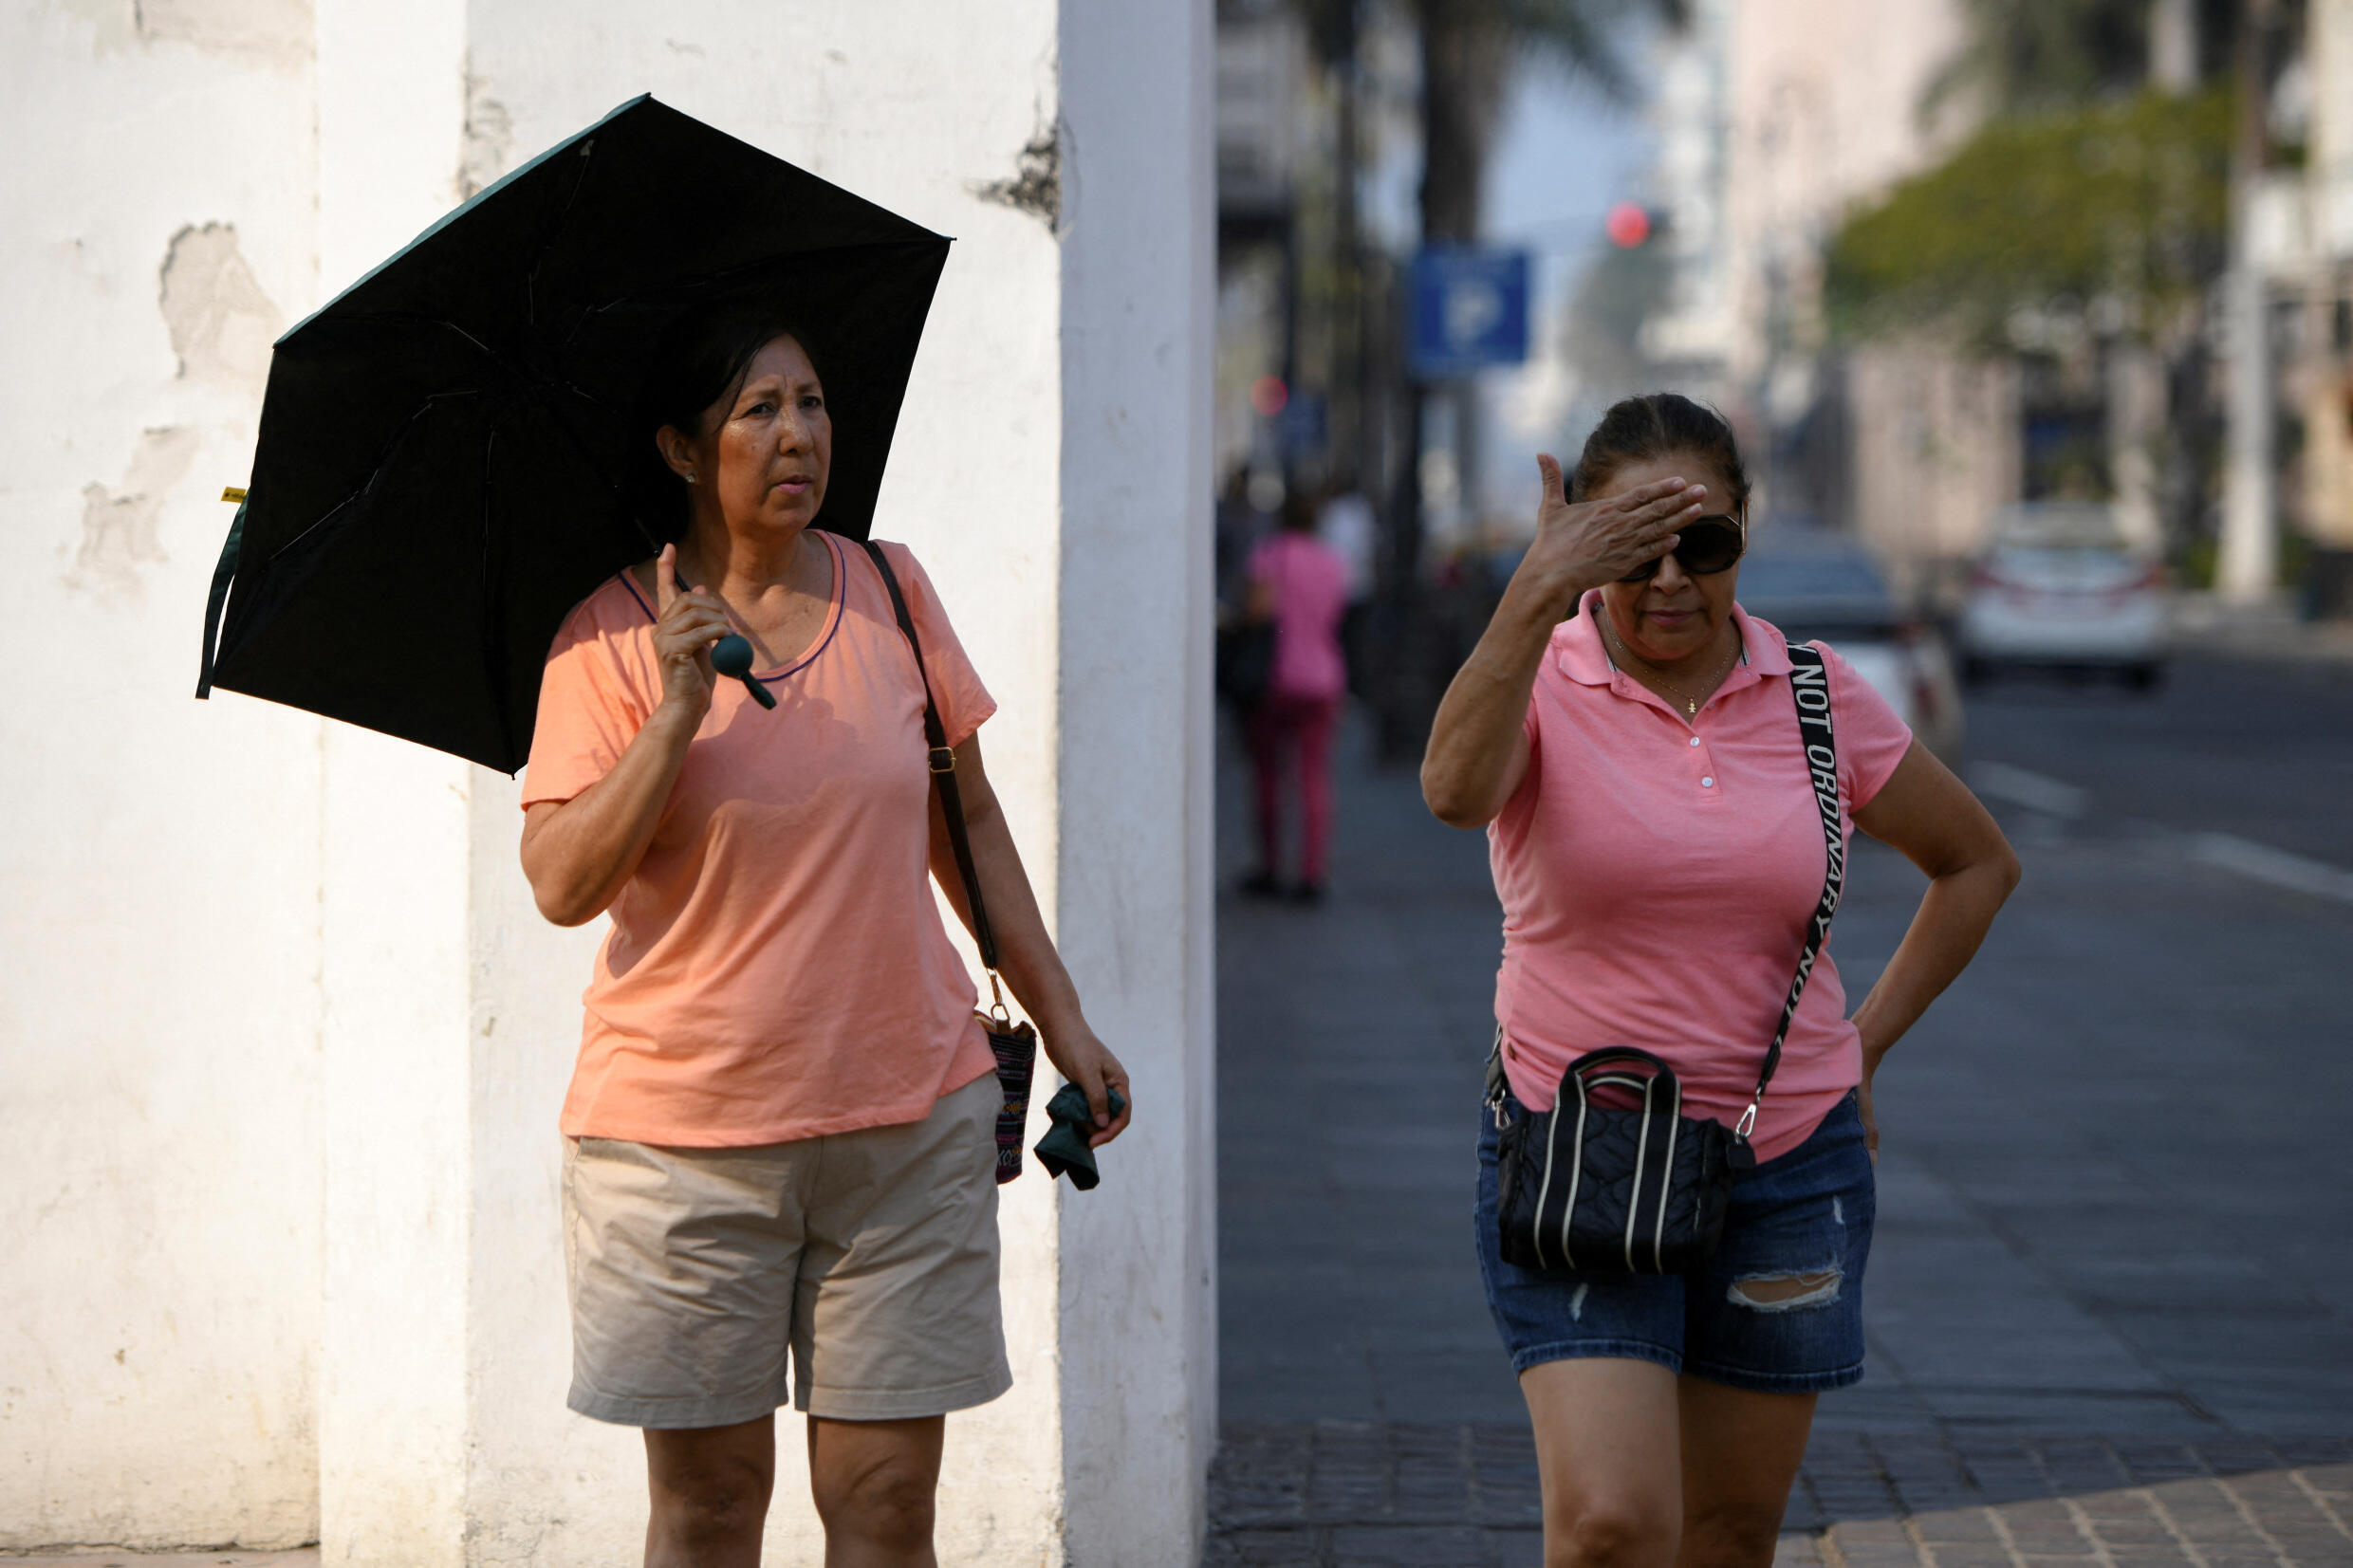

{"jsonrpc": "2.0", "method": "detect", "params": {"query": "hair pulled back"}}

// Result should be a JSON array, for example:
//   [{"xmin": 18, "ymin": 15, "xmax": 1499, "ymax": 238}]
[
  {"xmin": 1568, "ymin": 392, "xmax": 1750, "ymax": 515},
  {"xmin": 631, "ymin": 297, "xmax": 825, "ymax": 542}
]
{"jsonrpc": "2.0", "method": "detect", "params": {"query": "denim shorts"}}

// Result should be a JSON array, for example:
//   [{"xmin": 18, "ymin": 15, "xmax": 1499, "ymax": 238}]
[{"xmin": 1473, "ymin": 1087, "xmax": 1875, "ymax": 1393}]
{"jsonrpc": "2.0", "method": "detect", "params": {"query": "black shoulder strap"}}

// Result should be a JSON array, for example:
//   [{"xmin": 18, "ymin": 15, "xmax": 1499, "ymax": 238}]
[
  {"xmin": 1740, "ymin": 640, "xmax": 1844, "ymax": 1139},
  {"xmin": 194, "ymin": 502, "xmax": 245, "ymax": 699},
  {"xmin": 860, "ymin": 539, "xmax": 1002, "ymax": 977}
]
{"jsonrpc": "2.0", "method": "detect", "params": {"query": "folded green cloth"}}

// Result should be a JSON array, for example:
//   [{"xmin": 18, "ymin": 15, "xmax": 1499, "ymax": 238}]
[{"xmin": 1034, "ymin": 1084, "xmax": 1127, "ymax": 1190}]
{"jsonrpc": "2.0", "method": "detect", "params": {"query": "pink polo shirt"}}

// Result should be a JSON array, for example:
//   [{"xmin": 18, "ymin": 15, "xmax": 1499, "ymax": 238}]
[
  {"xmin": 1250, "ymin": 532, "xmax": 1351, "ymax": 701},
  {"xmin": 1490, "ymin": 592, "xmax": 1914, "ymax": 1161}
]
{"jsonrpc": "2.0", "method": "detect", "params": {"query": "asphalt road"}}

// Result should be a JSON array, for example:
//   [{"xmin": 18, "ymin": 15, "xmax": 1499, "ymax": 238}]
[{"xmin": 1214, "ymin": 650, "xmax": 2353, "ymax": 1440}]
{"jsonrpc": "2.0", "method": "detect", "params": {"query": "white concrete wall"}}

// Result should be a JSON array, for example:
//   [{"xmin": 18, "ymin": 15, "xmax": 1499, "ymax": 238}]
[
  {"xmin": 4, "ymin": 0, "xmax": 1213, "ymax": 1561},
  {"xmin": 0, "ymin": 0, "xmax": 325, "ymax": 1549}
]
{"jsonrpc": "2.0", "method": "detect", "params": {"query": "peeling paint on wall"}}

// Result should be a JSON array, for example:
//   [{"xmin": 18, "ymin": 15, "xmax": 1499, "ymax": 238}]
[
  {"xmin": 461, "ymin": 68, "xmax": 512, "ymax": 199},
  {"xmin": 67, "ymin": 426, "xmax": 197, "ymax": 607},
  {"xmin": 159, "ymin": 223, "xmax": 283, "ymax": 387},
  {"xmin": 974, "ymin": 121, "xmax": 1065, "ymax": 233}
]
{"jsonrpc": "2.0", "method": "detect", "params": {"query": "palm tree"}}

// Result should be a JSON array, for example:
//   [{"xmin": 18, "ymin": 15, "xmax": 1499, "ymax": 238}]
[
  {"xmin": 1299, "ymin": 0, "xmax": 1681, "ymax": 753},
  {"xmin": 1413, "ymin": 0, "xmax": 1684, "ymax": 246},
  {"xmin": 1408, "ymin": 0, "xmax": 1684, "ymax": 566}
]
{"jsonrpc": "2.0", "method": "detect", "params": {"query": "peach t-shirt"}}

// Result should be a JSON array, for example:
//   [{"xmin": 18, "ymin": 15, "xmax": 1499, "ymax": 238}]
[
  {"xmin": 522, "ymin": 530, "xmax": 999, "ymax": 1147},
  {"xmin": 1490, "ymin": 593, "xmax": 1914, "ymax": 1161}
]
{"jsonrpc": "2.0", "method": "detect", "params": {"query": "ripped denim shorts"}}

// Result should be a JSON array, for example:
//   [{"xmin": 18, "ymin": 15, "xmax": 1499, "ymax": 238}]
[{"xmin": 1473, "ymin": 1086, "xmax": 1874, "ymax": 1393}]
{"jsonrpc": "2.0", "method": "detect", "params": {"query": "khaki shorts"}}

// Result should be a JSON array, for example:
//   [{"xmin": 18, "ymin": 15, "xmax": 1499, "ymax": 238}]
[{"xmin": 562, "ymin": 1072, "xmax": 1010, "ymax": 1428}]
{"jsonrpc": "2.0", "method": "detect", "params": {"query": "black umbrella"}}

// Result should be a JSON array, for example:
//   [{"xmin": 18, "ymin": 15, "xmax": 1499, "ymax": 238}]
[{"xmin": 195, "ymin": 95, "xmax": 952, "ymax": 772}]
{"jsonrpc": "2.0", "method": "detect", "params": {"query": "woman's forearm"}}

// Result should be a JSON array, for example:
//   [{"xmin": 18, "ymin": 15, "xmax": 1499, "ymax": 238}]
[
  {"xmin": 1421, "ymin": 582, "xmax": 1566, "ymax": 828},
  {"xmin": 923, "ymin": 739, "xmax": 1085, "ymax": 1034},
  {"xmin": 520, "ymin": 706, "xmax": 698, "ymax": 926},
  {"xmin": 1850, "ymin": 858, "xmax": 2017, "ymax": 1065},
  {"xmin": 963, "ymin": 797, "xmax": 1086, "ymax": 1033},
  {"xmin": 928, "ymin": 740, "xmax": 1130, "ymax": 1138}
]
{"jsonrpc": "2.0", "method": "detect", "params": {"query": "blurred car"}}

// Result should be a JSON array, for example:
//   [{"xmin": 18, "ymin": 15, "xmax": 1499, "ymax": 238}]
[
  {"xmin": 1736, "ymin": 540, "xmax": 1966, "ymax": 764},
  {"xmin": 1959, "ymin": 502, "xmax": 2167, "ymax": 688}
]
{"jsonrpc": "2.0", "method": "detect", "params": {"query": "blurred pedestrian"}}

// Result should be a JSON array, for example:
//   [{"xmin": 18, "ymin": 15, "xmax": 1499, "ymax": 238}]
[
  {"xmin": 1215, "ymin": 462, "xmax": 1269, "ymax": 615},
  {"xmin": 1317, "ymin": 481, "xmax": 1378, "ymax": 691},
  {"xmin": 1243, "ymin": 492, "xmax": 1352, "ymax": 904},
  {"xmin": 1421, "ymin": 394, "xmax": 2018, "ymax": 1568},
  {"xmin": 518, "ymin": 304, "xmax": 1130, "ymax": 1568}
]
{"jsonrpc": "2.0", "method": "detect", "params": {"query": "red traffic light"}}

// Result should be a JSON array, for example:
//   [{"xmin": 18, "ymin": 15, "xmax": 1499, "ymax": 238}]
[{"xmin": 1605, "ymin": 202, "xmax": 1652, "ymax": 249}]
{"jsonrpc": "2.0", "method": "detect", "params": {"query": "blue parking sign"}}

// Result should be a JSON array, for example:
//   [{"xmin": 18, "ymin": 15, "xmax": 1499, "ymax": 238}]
[{"xmin": 1410, "ymin": 248, "xmax": 1530, "ymax": 378}]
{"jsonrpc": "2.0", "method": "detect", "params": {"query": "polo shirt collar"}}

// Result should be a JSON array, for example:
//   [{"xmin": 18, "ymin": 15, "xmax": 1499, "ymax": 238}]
[{"xmin": 1555, "ymin": 591, "xmax": 1792, "ymax": 693}]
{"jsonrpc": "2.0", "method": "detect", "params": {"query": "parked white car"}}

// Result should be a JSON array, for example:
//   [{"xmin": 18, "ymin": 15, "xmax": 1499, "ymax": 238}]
[{"xmin": 1959, "ymin": 503, "xmax": 2167, "ymax": 689}]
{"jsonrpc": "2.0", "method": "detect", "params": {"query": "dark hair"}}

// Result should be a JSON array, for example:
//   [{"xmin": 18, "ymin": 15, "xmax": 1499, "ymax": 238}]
[
  {"xmin": 1568, "ymin": 393, "xmax": 1750, "ymax": 514},
  {"xmin": 632, "ymin": 300, "xmax": 826, "ymax": 541}
]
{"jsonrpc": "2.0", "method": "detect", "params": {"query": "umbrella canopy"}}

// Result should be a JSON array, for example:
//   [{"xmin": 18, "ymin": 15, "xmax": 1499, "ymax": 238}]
[{"xmin": 197, "ymin": 95, "xmax": 952, "ymax": 772}]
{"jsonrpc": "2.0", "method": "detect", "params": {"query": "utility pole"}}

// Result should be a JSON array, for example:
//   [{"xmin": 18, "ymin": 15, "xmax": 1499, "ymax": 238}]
[
  {"xmin": 2219, "ymin": 0, "xmax": 2278, "ymax": 602},
  {"xmin": 1330, "ymin": 2, "xmax": 1363, "ymax": 493},
  {"xmin": 2111, "ymin": 0, "xmax": 2200, "ymax": 554},
  {"xmin": 2150, "ymin": 0, "xmax": 2197, "ymax": 92}
]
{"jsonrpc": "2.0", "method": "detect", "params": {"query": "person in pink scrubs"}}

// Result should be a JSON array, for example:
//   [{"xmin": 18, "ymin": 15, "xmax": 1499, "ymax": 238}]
[
  {"xmin": 1242, "ymin": 495, "xmax": 1352, "ymax": 903},
  {"xmin": 1422, "ymin": 394, "xmax": 2019, "ymax": 1568}
]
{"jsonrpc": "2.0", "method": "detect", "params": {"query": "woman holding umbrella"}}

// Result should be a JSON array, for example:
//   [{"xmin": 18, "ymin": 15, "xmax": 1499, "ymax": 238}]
[{"xmin": 518, "ymin": 307, "xmax": 1131, "ymax": 1567}]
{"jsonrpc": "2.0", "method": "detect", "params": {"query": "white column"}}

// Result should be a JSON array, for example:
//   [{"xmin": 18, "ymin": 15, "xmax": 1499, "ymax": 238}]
[
  {"xmin": 1054, "ymin": 3, "xmax": 1219, "ymax": 1561},
  {"xmin": 311, "ymin": 4, "xmax": 477, "ymax": 1564},
  {"xmin": 2302, "ymin": 0, "xmax": 2353, "ymax": 552},
  {"xmin": 2218, "ymin": 255, "xmax": 2278, "ymax": 602}
]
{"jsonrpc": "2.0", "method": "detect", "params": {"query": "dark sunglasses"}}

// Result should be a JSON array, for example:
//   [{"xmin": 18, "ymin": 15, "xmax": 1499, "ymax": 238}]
[{"xmin": 1619, "ymin": 515, "xmax": 1746, "ymax": 582}]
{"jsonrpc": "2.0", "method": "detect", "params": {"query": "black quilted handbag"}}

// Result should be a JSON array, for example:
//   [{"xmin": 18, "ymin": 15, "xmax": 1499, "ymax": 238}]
[
  {"xmin": 864, "ymin": 541, "xmax": 1038, "ymax": 1184},
  {"xmin": 1491, "ymin": 641, "xmax": 1845, "ymax": 1275}
]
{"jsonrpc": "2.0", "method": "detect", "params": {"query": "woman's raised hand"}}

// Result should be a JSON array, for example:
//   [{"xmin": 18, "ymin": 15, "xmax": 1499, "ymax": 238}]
[
  {"xmin": 652, "ymin": 544, "xmax": 732, "ymax": 723},
  {"xmin": 1510, "ymin": 455, "xmax": 1707, "ymax": 616}
]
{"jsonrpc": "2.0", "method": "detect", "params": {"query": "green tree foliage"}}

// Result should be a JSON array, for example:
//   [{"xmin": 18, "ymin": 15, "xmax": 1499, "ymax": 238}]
[{"xmin": 1825, "ymin": 88, "xmax": 2231, "ymax": 350}]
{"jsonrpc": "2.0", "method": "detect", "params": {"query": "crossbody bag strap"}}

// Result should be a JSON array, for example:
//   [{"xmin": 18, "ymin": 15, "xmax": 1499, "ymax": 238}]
[
  {"xmin": 1737, "ymin": 640, "xmax": 1845, "ymax": 1140},
  {"xmin": 194, "ymin": 500, "xmax": 246, "ymax": 699},
  {"xmin": 860, "ymin": 539, "xmax": 1005, "ymax": 984}
]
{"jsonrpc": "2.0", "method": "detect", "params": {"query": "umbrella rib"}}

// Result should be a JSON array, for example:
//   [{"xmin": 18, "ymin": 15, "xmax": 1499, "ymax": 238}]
[
  {"xmin": 477, "ymin": 424, "xmax": 516, "ymax": 767},
  {"xmin": 528, "ymin": 134, "xmax": 600, "ymax": 338},
  {"xmin": 259, "ymin": 390, "xmax": 485, "ymax": 566}
]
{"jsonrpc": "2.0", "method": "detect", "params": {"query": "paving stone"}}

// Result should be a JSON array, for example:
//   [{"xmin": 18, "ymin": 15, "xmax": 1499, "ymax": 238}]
[
  {"xmin": 1485, "ymin": 1532, "xmax": 1546, "ymax": 1568},
  {"xmin": 1325, "ymin": 1525, "xmax": 1491, "ymax": 1565}
]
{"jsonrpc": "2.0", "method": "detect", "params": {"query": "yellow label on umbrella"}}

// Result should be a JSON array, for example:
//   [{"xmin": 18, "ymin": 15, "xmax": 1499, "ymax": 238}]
[{"xmin": 221, "ymin": 487, "xmax": 248, "ymax": 503}]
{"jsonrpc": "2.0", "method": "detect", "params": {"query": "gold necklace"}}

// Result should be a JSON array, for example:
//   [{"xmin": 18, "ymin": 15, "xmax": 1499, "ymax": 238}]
[{"xmin": 1603, "ymin": 619, "xmax": 1739, "ymax": 717}]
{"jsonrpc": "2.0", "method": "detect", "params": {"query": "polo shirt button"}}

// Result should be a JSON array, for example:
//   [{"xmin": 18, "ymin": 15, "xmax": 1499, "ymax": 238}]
[
  {"xmin": 1689, "ymin": 737, "xmax": 1700, "ymax": 747},
  {"xmin": 1701, "ymin": 777, "xmax": 1715, "ymax": 787}
]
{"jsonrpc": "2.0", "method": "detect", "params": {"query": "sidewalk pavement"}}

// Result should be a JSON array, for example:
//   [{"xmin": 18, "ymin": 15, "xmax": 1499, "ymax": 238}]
[
  {"xmin": 1207, "ymin": 1426, "xmax": 2353, "ymax": 1567},
  {"xmin": 2168, "ymin": 592, "xmax": 2353, "ymax": 664}
]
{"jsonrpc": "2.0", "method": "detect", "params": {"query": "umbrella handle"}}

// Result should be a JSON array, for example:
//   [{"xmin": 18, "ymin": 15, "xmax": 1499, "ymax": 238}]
[{"xmin": 710, "ymin": 634, "xmax": 778, "ymax": 710}]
